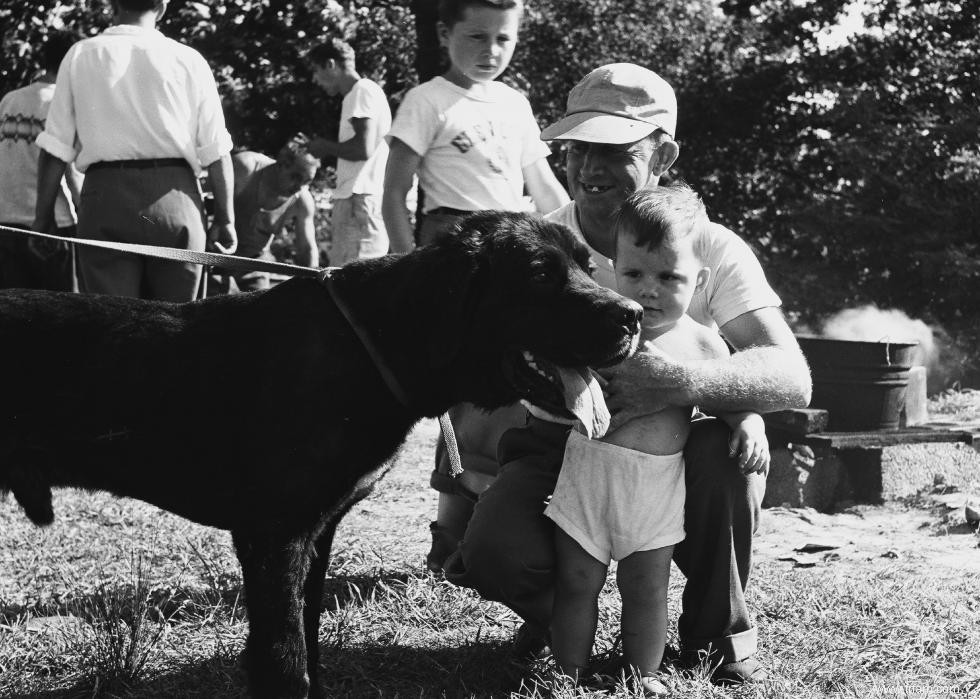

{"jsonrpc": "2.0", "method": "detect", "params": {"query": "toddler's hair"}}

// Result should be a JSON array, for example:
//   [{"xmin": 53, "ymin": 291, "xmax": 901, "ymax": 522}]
[
  {"xmin": 615, "ymin": 183, "xmax": 709, "ymax": 259},
  {"xmin": 438, "ymin": 0, "xmax": 523, "ymax": 26},
  {"xmin": 308, "ymin": 38, "xmax": 356, "ymax": 68}
]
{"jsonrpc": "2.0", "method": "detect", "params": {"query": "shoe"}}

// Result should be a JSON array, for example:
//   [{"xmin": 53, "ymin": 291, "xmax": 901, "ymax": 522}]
[
  {"xmin": 425, "ymin": 521, "xmax": 457, "ymax": 574},
  {"xmin": 711, "ymin": 656, "xmax": 768, "ymax": 685},
  {"xmin": 512, "ymin": 621, "xmax": 551, "ymax": 661}
]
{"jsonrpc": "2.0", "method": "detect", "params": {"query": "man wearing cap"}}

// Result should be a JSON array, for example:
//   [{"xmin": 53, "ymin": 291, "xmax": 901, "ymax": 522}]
[
  {"xmin": 441, "ymin": 63, "xmax": 811, "ymax": 685},
  {"xmin": 33, "ymin": 0, "xmax": 236, "ymax": 302}
]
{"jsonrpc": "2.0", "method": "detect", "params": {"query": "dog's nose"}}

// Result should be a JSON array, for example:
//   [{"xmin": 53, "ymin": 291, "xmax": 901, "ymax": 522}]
[{"xmin": 619, "ymin": 301, "xmax": 643, "ymax": 330}]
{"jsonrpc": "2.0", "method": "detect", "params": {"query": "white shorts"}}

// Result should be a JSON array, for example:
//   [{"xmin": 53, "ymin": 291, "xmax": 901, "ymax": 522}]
[
  {"xmin": 545, "ymin": 431, "xmax": 685, "ymax": 563},
  {"xmin": 330, "ymin": 193, "xmax": 388, "ymax": 265}
]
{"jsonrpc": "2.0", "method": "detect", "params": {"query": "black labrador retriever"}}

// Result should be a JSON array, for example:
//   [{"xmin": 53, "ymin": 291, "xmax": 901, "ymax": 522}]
[{"xmin": 0, "ymin": 211, "xmax": 641, "ymax": 698}]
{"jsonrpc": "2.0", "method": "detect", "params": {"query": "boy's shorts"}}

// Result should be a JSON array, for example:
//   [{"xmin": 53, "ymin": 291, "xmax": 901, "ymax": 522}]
[
  {"xmin": 545, "ymin": 431, "xmax": 685, "ymax": 564},
  {"xmin": 330, "ymin": 193, "xmax": 388, "ymax": 265}
]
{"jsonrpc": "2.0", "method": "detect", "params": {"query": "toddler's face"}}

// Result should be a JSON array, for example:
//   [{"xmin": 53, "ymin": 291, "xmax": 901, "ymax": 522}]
[
  {"xmin": 614, "ymin": 231, "xmax": 708, "ymax": 333},
  {"xmin": 439, "ymin": 5, "xmax": 521, "ymax": 88}
]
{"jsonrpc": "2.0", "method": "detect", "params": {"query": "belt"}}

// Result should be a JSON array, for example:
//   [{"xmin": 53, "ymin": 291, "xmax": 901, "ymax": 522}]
[
  {"xmin": 87, "ymin": 158, "xmax": 190, "ymax": 172},
  {"xmin": 426, "ymin": 206, "xmax": 476, "ymax": 217}
]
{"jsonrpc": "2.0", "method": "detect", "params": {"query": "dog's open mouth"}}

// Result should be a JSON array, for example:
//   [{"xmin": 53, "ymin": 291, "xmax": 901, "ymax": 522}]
[{"xmin": 503, "ymin": 350, "xmax": 572, "ymax": 417}]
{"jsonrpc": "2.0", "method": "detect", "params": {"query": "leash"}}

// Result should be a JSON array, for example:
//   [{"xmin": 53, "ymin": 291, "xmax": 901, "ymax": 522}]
[
  {"xmin": 320, "ymin": 268, "xmax": 464, "ymax": 478},
  {"xmin": 0, "ymin": 222, "xmax": 465, "ymax": 478},
  {"xmin": 0, "ymin": 223, "xmax": 323, "ymax": 279}
]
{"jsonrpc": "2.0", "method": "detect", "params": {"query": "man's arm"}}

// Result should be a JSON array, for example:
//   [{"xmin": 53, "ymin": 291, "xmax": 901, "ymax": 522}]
[
  {"xmin": 33, "ymin": 149, "xmax": 69, "ymax": 233},
  {"xmin": 522, "ymin": 158, "xmax": 569, "ymax": 214},
  {"xmin": 206, "ymin": 154, "xmax": 237, "ymax": 254},
  {"xmin": 382, "ymin": 138, "xmax": 421, "ymax": 254},
  {"xmin": 601, "ymin": 306, "xmax": 811, "ymax": 430},
  {"xmin": 290, "ymin": 190, "xmax": 318, "ymax": 268},
  {"xmin": 309, "ymin": 116, "xmax": 378, "ymax": 162}
]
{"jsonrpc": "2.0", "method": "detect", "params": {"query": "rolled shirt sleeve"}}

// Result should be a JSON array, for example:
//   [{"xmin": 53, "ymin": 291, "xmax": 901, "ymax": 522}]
[
  {"xmin": 35, "ymin": 46, "xmax": 80, "ymax": 163},
  {"xmin": 193, "ymin": 56, "xmax": 233, "ymax": 168}
]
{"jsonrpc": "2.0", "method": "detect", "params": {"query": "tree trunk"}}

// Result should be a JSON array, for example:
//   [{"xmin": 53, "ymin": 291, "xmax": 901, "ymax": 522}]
[{"xmin": 412, "ymin": 0, "xmax": 442, "ymax": 82}]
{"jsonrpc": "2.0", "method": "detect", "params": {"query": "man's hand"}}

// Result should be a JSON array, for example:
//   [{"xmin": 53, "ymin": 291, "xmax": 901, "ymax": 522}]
[
  {"xmin": 208, "ymin": 222, "xmax": 238, "ymax": 254},
  {"xmin": 598, "ymin": 342, "xmax": 691, "ymax": 431}
]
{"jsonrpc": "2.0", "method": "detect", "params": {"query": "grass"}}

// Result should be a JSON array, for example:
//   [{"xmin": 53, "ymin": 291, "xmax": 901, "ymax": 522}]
[{"xmin": 2, "ymin": 398, "xmax": 979, "ymax": 698}]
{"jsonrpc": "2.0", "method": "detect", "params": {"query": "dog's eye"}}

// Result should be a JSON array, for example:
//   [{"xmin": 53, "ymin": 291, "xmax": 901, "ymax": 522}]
[
  {"xmin": 587, "ymin": 260, "xmax": 598, "ymax": 278},
  {"xmin": 530, "ymin": 260, "xmax": 556, "ymax": 284}
]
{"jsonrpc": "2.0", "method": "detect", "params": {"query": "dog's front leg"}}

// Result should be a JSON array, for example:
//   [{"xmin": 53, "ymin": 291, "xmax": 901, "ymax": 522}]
[
  {"xmin": 302, "ymin": 521, "xmax": 339, "ymax": 699},
  {"xmin": 233, "ymin": 529, "xmax": 313, "ymax": 699}
]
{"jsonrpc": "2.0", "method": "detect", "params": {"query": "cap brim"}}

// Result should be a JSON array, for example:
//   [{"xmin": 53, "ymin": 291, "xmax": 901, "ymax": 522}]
[{"xmin": 540, "ymin": 112, "xmax": 661, "ymax": 143}]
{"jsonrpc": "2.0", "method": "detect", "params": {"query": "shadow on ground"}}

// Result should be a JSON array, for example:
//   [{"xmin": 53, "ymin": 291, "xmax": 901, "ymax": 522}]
[{"xmin": 3, "ymin": 640, "xmax": 530, "ymax": 698}]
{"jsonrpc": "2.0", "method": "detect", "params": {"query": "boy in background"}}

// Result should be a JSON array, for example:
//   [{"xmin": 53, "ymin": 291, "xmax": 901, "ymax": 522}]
[
  {"xmin": 382, "ymin": 0, "xmax": 567, "ymax": 250},
  {"xmin": 544, "ymin": 184, "xmax": 769, "ymax": 695},
  {"xmin": 308, "ymin": 38, "xmax": 391, "ymax": 266},
  {"xmin": 0, "ymin": 31, "xmax": 80, "ymax": 291},
  {"xmin": 381, "ymin": 0, "xmax": 569, "ymax": 566}
]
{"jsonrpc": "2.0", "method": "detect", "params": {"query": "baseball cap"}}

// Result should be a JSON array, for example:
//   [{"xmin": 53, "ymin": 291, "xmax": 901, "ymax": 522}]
[{"xmin": 540, "ymin": 63, "xmax": 677, "ymax": 143}]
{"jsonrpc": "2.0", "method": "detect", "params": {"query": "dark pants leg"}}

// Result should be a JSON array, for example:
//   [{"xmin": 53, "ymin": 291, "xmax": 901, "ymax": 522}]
[
  {"xmin": 443, "ymin": 416, "xmax": 572, "ymax": 628},
  {"xmin": 77, "ymin": 164, "xmax": 205, "ymax": 302},
  {"xmin": 0, "ymin": 223, "xmax": 76, "ymax": 292},
  {"xmin": 674, "ymin": 417, "xmax": 766, "ymax": 663}
]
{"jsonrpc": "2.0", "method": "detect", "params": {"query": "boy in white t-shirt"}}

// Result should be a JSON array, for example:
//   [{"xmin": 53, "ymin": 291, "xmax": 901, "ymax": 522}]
[
  {"xmin": 544, "ymin": 184, "xmax": 769, "ymax": 696},
  {"xmin": 382, "ymin": 0, "xmax": 568, "ymax": 253},
  {"xmin": 382, "ymin": 0, "xmax": 570, "ymax": 569},
  {"xmin": 309, "ymin": 38, "xmax": 392, "ymax": 265}
]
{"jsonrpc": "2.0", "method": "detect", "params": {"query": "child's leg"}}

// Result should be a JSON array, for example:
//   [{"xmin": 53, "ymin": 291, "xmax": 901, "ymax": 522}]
[
  {"xmin": 551, "ymin": 527, "xmax": 608, "ymax": 679},
  {"xmin": 617, "ymin": 545, "xmax": 674, "ymax": 683}
]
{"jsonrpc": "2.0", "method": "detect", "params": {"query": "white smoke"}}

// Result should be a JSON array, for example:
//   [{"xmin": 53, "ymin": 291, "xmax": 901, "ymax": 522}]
[
  {"xmin": 819, "ymin": 305, "xmax": 936, "ymax": 367},
  {"xmin": 814, "ymin": 305, "xmax": 967, "ymax": 394}
]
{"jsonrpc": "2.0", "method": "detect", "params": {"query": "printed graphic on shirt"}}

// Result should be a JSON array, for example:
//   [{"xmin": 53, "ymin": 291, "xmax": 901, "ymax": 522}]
[
  {"xmin": 0, "ymin": 113, "xmax": 45, "ymax": 144},
  {"xmin": 449, "ymin": 120, "xmax": 510, "ymax": 175}
]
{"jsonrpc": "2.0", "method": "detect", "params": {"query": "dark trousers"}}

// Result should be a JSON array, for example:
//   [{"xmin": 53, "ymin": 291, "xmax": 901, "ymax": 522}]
[
  {"xmin": 0, "ymin": 223, "xmax": 77, "ymax": 292},
  {"xmin": 443, "ymin": 415, "xmax": 765, "ymax": 663},
  {"xmin": 76, "ymin": 164, "xmax": 206, "ymax": 302}
]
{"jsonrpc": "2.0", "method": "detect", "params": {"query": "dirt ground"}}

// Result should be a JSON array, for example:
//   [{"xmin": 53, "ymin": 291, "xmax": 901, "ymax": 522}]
[{"xmin": 757, "ymin": 497, "xmax": 980, "ymax": 576}]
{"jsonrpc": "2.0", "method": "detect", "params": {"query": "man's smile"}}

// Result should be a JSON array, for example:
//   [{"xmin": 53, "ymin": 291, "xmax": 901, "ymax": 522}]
[{"xmin": 578, "ymin": 182, "xmax": 614, "ymax": 194}]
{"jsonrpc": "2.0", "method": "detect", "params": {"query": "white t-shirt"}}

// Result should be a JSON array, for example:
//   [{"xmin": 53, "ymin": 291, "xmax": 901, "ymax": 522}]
[
  {"xmin": 36, "ymin": 25, "xmax": 233, "ymax": 174},
  {"xmin": 0, "ymin": 82, "xmax": 76, "ymax": 228},
  {"xmin": 546, "ymin": 201, "xmax": 782, "ymax": 330},
  {"xmin": 334, "ymin": 78, "xmax": 391, "ymax": 200},
  {"xmin": 388, "ymin": 76, "xmax": 551, "ymax": 213}
]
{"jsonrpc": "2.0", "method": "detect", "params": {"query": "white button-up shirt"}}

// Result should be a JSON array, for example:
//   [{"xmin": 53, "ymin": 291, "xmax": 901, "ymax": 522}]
[{"xmin": 36, "ymin": 25, "xmax": 232, "ymax": 174}]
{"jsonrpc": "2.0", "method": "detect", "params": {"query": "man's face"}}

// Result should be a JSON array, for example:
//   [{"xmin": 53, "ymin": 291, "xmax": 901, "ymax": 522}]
[
  {"xmin": 565, "ymin": 137, "xmax": 658, "ymax": 225},
  {"xmin": 275, "ymin": 155, "xmax": 318, "ymax": 197},
  {"xmin": 312, "ymin": 60, "xmax": 342, "ymax": 96}
]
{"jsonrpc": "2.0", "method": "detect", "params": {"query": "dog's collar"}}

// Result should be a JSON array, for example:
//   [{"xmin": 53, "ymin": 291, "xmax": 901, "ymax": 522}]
[{"xmin": 319, "ymin": 267, "xmax": 414, "ymax": 410}]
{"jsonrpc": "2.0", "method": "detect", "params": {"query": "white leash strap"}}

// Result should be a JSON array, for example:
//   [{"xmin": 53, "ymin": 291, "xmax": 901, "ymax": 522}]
[
  {"xmin": 438, "ymin": 413, "xmax": 464, "ymax": 478},
  {"xmin": 0, "ymin": 223, "xmax": 322, "ymax": 279}
]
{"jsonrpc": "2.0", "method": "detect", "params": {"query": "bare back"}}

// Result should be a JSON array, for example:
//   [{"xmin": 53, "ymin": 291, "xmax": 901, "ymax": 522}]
[{"xmin": 602, "ymin": 315, "xmax": 729, "ymax": 455}]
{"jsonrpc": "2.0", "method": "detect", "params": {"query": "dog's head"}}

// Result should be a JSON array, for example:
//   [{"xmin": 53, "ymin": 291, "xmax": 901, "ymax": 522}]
[{"xmin": 418, "ymin": 211, "xmax": 642, "ymax": 412}]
